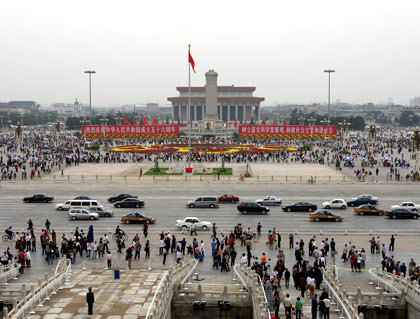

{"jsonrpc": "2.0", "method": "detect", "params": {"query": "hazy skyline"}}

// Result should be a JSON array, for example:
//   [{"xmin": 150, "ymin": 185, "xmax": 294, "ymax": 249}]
[{"xmin": 1, "ymin": 0, "xmax": 419, "ymax": 107}]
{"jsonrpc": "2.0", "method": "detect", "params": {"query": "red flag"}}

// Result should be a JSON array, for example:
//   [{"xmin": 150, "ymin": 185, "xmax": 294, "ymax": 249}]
[
  {"xmin": 190, "ymin": 119, "xmax": 193, "ymax": 128},
  {"xmin": 273, "ymin": 118, "xmax": 276, "ymax": 125},
  {"xmin": 226, "ymin": 120, "xmax": 228, "ymax": 128},
  {"xmin": 234, "ymin": 118, "xmax": 237, "ymax": 128},
  {"xmin": 143, "ymin": 117, "xmax": 150, "ymax": 126},
  {"xmin": 264, "ymin": 119, "xmax": 266, "ymax": 126},
  {"xmin": 172, "ymin": 119, "xmax": 174, "ymax": 125},
  {"xmin": 283, "ymin": 119, "xmax": 285, "ymax": 125},
  {"xmin": 133, "ymin": 118, "xmax": 137, "ymax": 125},
  {"xmin": 181, "ymin": 119, "xmax": 184, "ymax": 127},
  {"xmin": 162, "ymin": 120, "xmax": 165, "ymax": 125},
  {"xmin": 188, "ymin": 47, "xmax": 196, "ymax": 73},
  {"xmin": 152, "ymin": 118, "xmax": 159, "ymax": 125},
  {"xmin": 244, "ymin": 117, "xmax": 246, "ymax": 125},
  {"xmin": 293, "ymin": 119, "xmax": 295, "ymax": 125},
  {"xmin": 123, "ymin": 117, "xmax": 131, "ymax": 125}
]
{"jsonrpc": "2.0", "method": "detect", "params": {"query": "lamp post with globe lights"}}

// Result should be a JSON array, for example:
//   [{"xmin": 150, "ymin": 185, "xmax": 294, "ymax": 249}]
[{"xmin": 339, "ymin": 120, "xmax": 351, "ymax": 152}]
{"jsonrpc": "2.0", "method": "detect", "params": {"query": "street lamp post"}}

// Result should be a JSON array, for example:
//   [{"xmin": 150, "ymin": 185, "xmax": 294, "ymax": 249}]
[
  {"xmin": 115, "ymin": 117, "xmax": 122, "ymax": 126},
  {"xmin": 284, "ymin": 116, "xmax": 290, "ymax": 125},
  {"xmin": 366, "ymin": 123, "xmax": 377, "ymax": 160},
  {"xmin": 339, "ymin": 120, "xmax": 351, "ymax": 152},
  {"xmin": 84, "ymin": 70, "xmax": 96, "ymax": 125},
  {"xmin": 324, "ymin": 69, "xmax": 335, "ymax": 119}
]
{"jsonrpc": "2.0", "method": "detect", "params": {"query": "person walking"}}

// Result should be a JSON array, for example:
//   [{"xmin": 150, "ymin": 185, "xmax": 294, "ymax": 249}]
[
  {"xmin": 389, "ymin": 235, "xmax": 395, "ymax": 251},
  {"xmin": 106, "ymin": 251, "xmax": 112, "ymax": 269},
  {"xmin": 311, "ymin": 294, "xmax": 318, "ymax": 319},
  {"xmin": 283, "ymin": 293, "xmax": 292, "ymax": 317},
  {"xmin": 295, "ymin": 297, "xmax": 303, "ymax": 319},
  {"xmin": 86, "ymin": 287, "xmax": 95, "ymax": 315},
  {"xmin": 274, "ymin": 291, "xmax": 280, "ymax": 319},
  {"xmin": 143, "ymin": 223, "xmax": 148, "ymax": 237},
  {"xmin": 145, "ymin": 240, "xmax": 150, "ymax": 258}
]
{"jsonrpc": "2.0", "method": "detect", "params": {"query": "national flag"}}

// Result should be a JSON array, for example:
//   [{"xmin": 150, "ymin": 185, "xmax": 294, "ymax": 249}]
[
  {"xmin": 172, "ymin": 119, "xmax": 174, "ymax": 125},
  {"xmin": 226, "ymin": 120, "xmax": 228, "ymax": 128},
  {"xmin": 234, "ymin": 118, "xmax": 237, "ymax": 128},
  {"xmin": 190, "ymin": 119, "xmax": 193, "ymax": 128},
  {"xmin": 123, "ymin": 117, "xmax": 131, "ymax": 125},
  {"xmin": 143, "ymin": 117, "xmax": 150, "ymax": 126},
  {"xmin": 283, "ymin": 119, "xmax": 285, "ymax": 125},
  {"xmin": 133, "ymin": 118, "xmax": 137, "ymax": 125},
  {"xmin": 188, "ymin": 46, "xmax": 196, "ymax": 73},
  {"xmin": 152, "ymin": 118, "xmax": 159, "ymax": 125},
  {"xmin": 293, "ymin": 119, "xmax": 295, "ymax": 125},
  {"xmin": 162, "ymin": 119, "xmax": 165, "ymax": 125},
  {"xmin": 264, "ymin": 118, "xmax": 266, "ymax": 126},
  {"xmin": 181, "ymin": 119, "xmax": 184, "ymax": 127},
  {"xmin": 273, "ymin": 118, "xmax": 276, "ymax": 125}
]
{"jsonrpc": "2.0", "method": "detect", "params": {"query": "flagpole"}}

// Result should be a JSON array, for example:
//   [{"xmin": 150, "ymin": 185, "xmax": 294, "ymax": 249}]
[{"xmin": 187, "ymin": 44, "xmax": 191, "ymax": 168}]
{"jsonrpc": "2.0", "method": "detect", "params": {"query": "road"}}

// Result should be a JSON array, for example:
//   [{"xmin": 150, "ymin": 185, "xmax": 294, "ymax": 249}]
[{"xmin": 1, "ymin": 181, "xmax": 420, "ymax": 235}]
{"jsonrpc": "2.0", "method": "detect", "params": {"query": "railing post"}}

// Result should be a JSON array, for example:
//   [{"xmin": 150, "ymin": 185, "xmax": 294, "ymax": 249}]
[
  {"xmin": 67, "ymin": 175, "xmax": 70, "ymax": 181},
  {"xmin": 96, "ymin": 175, "xmax": 98, "ymax": 181},
  {"xmin": 3, "ymin": 307, "xmax": 8, "ymax": 319}
]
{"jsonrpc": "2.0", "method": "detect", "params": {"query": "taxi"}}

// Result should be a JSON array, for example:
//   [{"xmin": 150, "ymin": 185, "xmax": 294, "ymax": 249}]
[
  {"xmin": 354, "ymin": 204, "xmax": 386, "ymax": 216},
  {"xmin": 121, "ymin": 212, "xmax": 156, "ymax": 224},
  {"xmin": 309, "ymin": 210, "xmax": 343, "ymax": 222}
]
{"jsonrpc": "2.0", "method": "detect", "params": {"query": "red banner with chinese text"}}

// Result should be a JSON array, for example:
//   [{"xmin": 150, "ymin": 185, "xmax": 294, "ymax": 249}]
[
  {"xmin": 238, "ymin": 125, "xmax": 337, "ymax": 139},
  {"xmin": 81, "ymin": 125, "xmax": 179, "ymax": 139}
]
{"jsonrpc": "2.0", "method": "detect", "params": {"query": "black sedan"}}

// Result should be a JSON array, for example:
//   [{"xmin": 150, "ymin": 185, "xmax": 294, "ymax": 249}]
[
  {"xmin": 23, "ymin": 194, "xmax": 54, "ymax": 203},
  {"xmin": 282, "ymin": 202, "xmax": 317, "ymax": 212},
  {"xmin": 108, "ymin": 193, "xmax": 138, "ymax": 203},
  {"xmin": 237, "ymin": 202, "xmax": 270, "ymax": 215},
  {"xmin": 385, "ymin": 209, "xmax": 420, "ymax": 219},
  {"xmin": 114, "ymin": 198, "xmax": 144, "ymax": 208},
  {"xmin": 347, "ymin": 196, "xmax": 377, "ymax": 207}
]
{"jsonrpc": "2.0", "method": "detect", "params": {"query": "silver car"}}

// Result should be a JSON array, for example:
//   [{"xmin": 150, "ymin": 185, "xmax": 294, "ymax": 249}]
[
  {"xmin": 186, "ymin": 197, "xmax": 219, "ymax": 208},
  {"xmin": 256, "ymin": 196, "xmax": 282, "ymax": 206},
  {"xmin": 89, "ymin": 207, "xmax": 113, "ymax": 217},
  {"xmin": 68, "ymin": 209, "xmax": 99, "ymax": 220}
]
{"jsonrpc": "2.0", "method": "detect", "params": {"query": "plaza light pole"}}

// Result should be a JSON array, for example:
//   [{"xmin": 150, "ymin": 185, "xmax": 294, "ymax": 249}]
[
  {"xmin": 115, "ymin": 117, "xmax": 122, "ymax": 126},
  {"xmin": 100, "ymin": 117, "xmax": 108, "ymax": 139},
  {"xmin": 324, "ymin": 69, "xmax": 335, "ymax": 119},
  {"xmin": 320, "ymin": 118, "xmax": 330, "ymax": 140},
  {"xmin": 80, "ymin": 119, "xmax": 89, "ymax": 140},
  {"xmin": 54, "ymin": 118, "xmax": 64, "ymax": 146},
  {"xmin": 339, "ymin": 120, "xmax": 350, "ymax": 152},
  {"xmin": 412, "ymin": 127, "xmax": 420, "ymax": 174},
  {"xmin": 308, "ymin": 117, "xmax": 316, "ymax": 139},
  {"xmin": 298, "ymin": 117, "xmax": 305, "ymax": 126},
  {"xmin": 84, "ymin": 70, "xmax": 96, "ymax": 125},
  {"xmin": 366, "ymin": 123, "xmax": 377, "ymax": 160},
  {"xmin": 284, "ymin": 115, "xmax": 290, "ymax": 125}
]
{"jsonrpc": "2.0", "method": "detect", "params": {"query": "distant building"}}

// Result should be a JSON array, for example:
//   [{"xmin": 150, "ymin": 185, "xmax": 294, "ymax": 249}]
[
  {"xmin": 0, "ymin": 101, "xmax": 38, "ymax": 113},
  {"xmin": 146, "ymin": 103, "xmax": 159, "ymax": 112},
  {"xmin": 168, "ymin": 70, "xmax": 264, "ymax": 122}
]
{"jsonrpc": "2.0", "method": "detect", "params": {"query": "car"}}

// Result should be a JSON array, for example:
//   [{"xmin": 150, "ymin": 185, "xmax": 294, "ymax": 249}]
[
  {"xmin": 23, "ymin": 194, "xmax": 54, "ymax": 203},
  {"xmin": 186, "ymin": 197, "xmax": 219, "ymax": 208},
  {"xmin": 282, "ymin": 202, "xmax": 318, "ymax": 212},
  {"xmin": 121, "ymin": 212, "xmax": 156, "ymax": 224},
  {"xmin": 385, "ymin": 209, "xmax": 420, "ymax": 219},
  {"xmin": 56, "ymin": 199, "xmax": 103, "ymax": 211},
  {"xmin": 256, "ymin": 196, "xmax": 282, "ymax": 206},
  {"xmin": 89, "ymin": 207, "xmax": 113, "ymax": 217},
  {"xmin": 74, "ymin": 196, "xmax": 93, "ymax": 200},
  {"xmin": 108, "ymin": 193, "xmax": 138, "ymax": 203},
  {"xmin": 218, "ymin": 194, "xmax": 240, "ymax": 203},
  {"xmin": 347, "ymin": 197, "xmax": 377, "ymax": 207},
  {"xmin": 354, "ymin": 204, "xmax": 386, "ymax": 216},
  {"xmin": 353, "ymin": 194, "xmax": 379, "ymax": 201},
  {"xmin": 68, "ymin": 209, "xmax": 99, "ymax": 220},
  {"xmin": 391, "ymin": 202, "xmax": 420, "ymax": 212},
  {"xmin": 176, "ymin": 217, "xmax": 212, "ymax": 231},
  {"xmin": 321, "ymin": 199, "xmax": 347, "ymax": 209},
  {"xmin": 114, "ymin": 198, "xmax": 145, "ymax": 208},
  {"xmin": 309, "ymin": 210, "xmax": 343, "ymax": 222},
  {"xmin": 237, "ymin": 202, "xmax": 270, "ymax": 214}
]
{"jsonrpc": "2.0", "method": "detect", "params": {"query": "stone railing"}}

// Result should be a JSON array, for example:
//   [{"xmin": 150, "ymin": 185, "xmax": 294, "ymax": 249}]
[
  {"xmin": 145, "ymin": 257, "xmax": 197, "ymax": 319},
  {"xmin": 369, "ymin": 267, "xmax": 420, "ymax": 312},
  {"xmin": 322, "ymin": 266, "xmax": 362, "ymax": 319},
  {"xmin": 234, "ymin": 264, "xmax": 270, "ymax": 319},
  {"xmin": 0, "ymin": 264, "xmax": 20, "ymax": 284},
  {"xmin": 4, "ymin": 258, "xmax": 71, "ymax": 319}
]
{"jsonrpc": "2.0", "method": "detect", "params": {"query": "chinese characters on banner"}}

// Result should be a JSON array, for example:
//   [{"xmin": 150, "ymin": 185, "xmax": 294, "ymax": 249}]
[
  {"xmin": 81, "ymin": 125, "xmax": 180, "ymax": 139},
  {"xmin": 238, "ymin": 125, "xmax": 337, "ymax": 139}
]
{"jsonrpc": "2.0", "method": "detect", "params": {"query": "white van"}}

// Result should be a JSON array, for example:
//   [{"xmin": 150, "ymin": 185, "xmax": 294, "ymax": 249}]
[{"xmin": 56, "ymin": 199, "xmax": 103, "ymax": 211}]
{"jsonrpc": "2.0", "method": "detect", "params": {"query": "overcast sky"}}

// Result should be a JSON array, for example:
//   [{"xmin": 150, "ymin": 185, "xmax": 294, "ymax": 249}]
[{"xmin": 1, "ymin": 0, "xmax": 419, "ymax": 107}]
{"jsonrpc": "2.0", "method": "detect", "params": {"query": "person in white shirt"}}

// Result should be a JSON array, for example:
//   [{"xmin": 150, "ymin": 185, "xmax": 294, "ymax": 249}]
[
  {"xmin": 25, "ymin": 251, "xmax": 31, "ymax": 268},
  {"xmin": 323, "ymin": 298, "xmax": 331, "ymax": 318},
  {"xmin": 240, "ymin": 253, "xmax": 247, "ymax": 264}
]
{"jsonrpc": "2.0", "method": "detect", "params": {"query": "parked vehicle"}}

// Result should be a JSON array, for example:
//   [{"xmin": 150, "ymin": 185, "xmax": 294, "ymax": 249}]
[
  {"xmin": 321, "ymin": 199, "xmax": 347, "ymax": 209},
  {"xmin": 108, "ymin": 193, "xmax": 138, "ymax": 203},
  {"xmin": 385, "ymin": 209, "xmax": 420, "ymax": 219},
  {"xmin": 237, "ymin": 202, "xmax": 270, "ymax": 214},
  {"xmin": 114, "ymin": 198, "xmax": 145, "ymax": 208},
  {"xmin": 68, "ymin": 209, "xmax": 99, "ymax": 220},
  {"xmin": 176, "ymin": 217, "xmax": 211, "ymax": 231},
  {"xmin": 256, "ymin": 196, "xmax": 282, "ymax": 206},
  {"xmin": 282, "ymin": 202, "xmax": 317, "ymax": 212},
  {"xmin": 23, "ymin": 194, "xmax": 54, "ymax": 203},
  {"xmin": 186, "ymin": 197, "xmax": 219, "ymax": 208}
]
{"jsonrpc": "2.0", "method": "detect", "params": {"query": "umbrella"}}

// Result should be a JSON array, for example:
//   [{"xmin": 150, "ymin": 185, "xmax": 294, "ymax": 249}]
[
  {"xmin": 344, "ymin": 157, "xmax": 353, "ymax": 161},
  {"xmin": 381, "ymin": 157, "xmax": 388, "ymax": 161},
  {"xmin": 360, "ymin": 156, "xmax": 367, "ymax": 160},
  {"xmin": 87, "ymin": 225, "xmax": 94, "ymax": 243}
]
